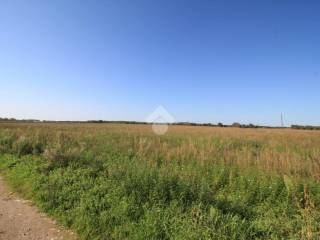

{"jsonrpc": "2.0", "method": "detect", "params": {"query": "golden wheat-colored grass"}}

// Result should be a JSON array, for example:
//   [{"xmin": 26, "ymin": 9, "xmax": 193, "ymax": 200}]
[{"xmin": 1, "ymin": 123, "xmax": 320, "ymax": 178}]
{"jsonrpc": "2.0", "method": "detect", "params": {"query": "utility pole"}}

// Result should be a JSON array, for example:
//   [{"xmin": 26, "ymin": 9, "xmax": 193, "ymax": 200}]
[{"xmin": 281, "ymin": 113, "xmax": 284, "ymax": 127}]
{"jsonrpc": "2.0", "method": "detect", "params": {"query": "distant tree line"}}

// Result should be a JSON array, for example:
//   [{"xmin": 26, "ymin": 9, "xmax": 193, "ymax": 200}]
[
  {"xmin": 291, "ymin": 125, "xmax": 320, "ymax": 130},
  {"xmin": 86, "ymin": 121, "xmax": 320, "ymax": 130},
  {"xmin": 0, "ymin": 117, "xmax": 17, "ymax": 121},
  {"xmin": 87, "ymin": 120, "xmax": 148, "ymax": 124},
  {"xmin": 0, "ymin": 117, "xmax": 40, "ymax": 122},
  {"xmin": 1, "ymin": 117, "xmax": 320, "ymax": 130}
]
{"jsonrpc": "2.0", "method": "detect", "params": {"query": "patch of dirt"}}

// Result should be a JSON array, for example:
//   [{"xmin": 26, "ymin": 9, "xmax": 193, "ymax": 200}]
[{"xmin": 0, "ymin": 176, "xmax": 77, "ymax": 240}]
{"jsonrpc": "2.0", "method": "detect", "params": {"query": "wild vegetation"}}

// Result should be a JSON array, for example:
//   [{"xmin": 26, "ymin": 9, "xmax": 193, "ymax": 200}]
[
  {"xmin": 291, "ymin": 125, "xmax": 320, "ymax": 131},
  {"xmin": 0, "ymin": 123, "xmax": 320, "ymax": 239}
]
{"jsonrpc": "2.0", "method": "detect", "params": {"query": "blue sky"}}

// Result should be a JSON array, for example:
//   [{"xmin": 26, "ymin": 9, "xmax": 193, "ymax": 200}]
[{"xmin": 1, "ymin": 0, "xmax": 320, "ymax": 126}]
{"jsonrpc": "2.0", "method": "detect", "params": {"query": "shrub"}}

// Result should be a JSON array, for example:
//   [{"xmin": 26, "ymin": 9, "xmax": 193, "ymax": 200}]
[
  {"xmin": 0, "ymin": 129, "xmax": 17, "ymax": 153},
  {"xmin": 12, "ymin": 136, "xmax": 34, "ymax": 156}
]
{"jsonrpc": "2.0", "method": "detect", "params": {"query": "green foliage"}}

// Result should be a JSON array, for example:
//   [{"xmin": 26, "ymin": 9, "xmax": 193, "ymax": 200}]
[
  {"xmin": 0, "ymin": 125, "xmax": 320, "ymax": 239},
  {"xmin": 291, "ymin": 125, "xmax": 320, "ymax": 130}
]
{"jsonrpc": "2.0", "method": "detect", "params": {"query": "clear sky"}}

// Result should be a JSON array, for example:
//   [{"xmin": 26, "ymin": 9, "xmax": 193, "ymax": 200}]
[{"xmin": 1, "ymin": 0, "xmax": 320, "ymax": 126}]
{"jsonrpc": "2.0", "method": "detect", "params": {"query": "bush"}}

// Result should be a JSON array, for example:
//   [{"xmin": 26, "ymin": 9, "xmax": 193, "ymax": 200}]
[
  {"xmin": 12, "ymin": 136, "xmax": 34, "ymax": 156},
  {"xmin": 0, "ymin": 129, "xmax": 17, "ymax": 153}
]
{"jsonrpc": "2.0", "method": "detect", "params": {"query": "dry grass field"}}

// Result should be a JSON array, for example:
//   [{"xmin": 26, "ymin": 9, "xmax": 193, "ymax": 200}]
[{"xmin": 0, "ymin": 123, "xmax": 320, "ymax": 239}]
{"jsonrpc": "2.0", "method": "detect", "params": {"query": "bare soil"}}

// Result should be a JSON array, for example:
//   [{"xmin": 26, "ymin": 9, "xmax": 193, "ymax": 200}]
[{"xmin": 0, "ymin": 176, "xmax": 77, "ymax": 240}]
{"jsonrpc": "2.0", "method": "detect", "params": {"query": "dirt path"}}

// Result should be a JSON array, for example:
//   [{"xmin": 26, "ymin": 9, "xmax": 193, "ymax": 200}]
[{"xmin": 0, "ymin": 176, "xmax": 77, "ymax": 240}]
